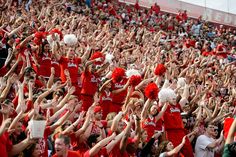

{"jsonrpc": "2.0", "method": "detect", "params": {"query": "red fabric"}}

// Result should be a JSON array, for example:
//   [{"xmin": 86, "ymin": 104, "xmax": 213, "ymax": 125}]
[
  {"xmin": 81, "ymin": 95, "xmax": 94, "ymax": 111},
  {"xmin": 36, "ymin": 53, "xmax": 52, "ymax": 77},
  {"xmin": 59, "ymin": 57, "xmax": 81, "ymax": 83},
  {"xmin": 166, "ymin": 129, "xmax": 194, "ymax": 157},
  {"xmin": 163, "ymin": 104, "xmax": 184, "ymax": 130},
  {"xmin": 99, "ymin": 90, "xmax": 113, "ymax": 119},
  {"xmin": 81, "ymin": 70, "xmax": 100, "ymax": 96},
  {"xmin": 0, "ymin": 132, "xmax": 13, "ymax": 157},
  {"xmin": 111, "ymin": 78, "xmax": 127, "ymax": 104},
  {"xmin": 26, "ymin": 100, "xmax": 33, "ymax": 112},
  {"xmin": 216, "ymin": 44, "xmax": 226, "ymax": 52},
  {"xmin": 223, "ymin": 118, "xmax": 236, "ymax": 139},
  {"xmin": 202, "ymin": 51, "xmax": 213, "ymax": 56},
  {"xmin": 109, "ymin": 143, "xmax": 129, "ymax": 157},
  {"xmin": 142, "ymin": 117, "xmax": 163, "ymax": 140},
  {"xmin": 52, "ymin": 150, "xmax": 81, "ymax": 157},
  {"xmin": 84, "ymin": 147, "xmax": 108, "ymax": 157},
  {"xmin": 51, "ymin": 58, "xmax": 61, "ymax": 78},
  {"xmin": 134, "ymin": 2, "xmax": 140, "ymax": 10},
  {"xmin": 182, "ymin": 12, "xmax": 188, "ymax": 21},
  {"xmin": 0, "ymin": 65, "xmax": 7, "ymax": 77},
  {"xmin": 151, "ymin": 4, "xmax": 160, "ymax": 14}
]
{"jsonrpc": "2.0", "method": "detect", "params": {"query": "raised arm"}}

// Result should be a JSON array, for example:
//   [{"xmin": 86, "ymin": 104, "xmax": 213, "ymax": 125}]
[
  {"xmin": 111, "ymin": 111, "xmax": 123, "ymax": 133},
  {"xmin": 179, "ymin": 84, "xmax": 190, "ymax": 109},
  {"xmin": 81, "ymin": 45, "xmax": 91, "ymax": 64},
  {"xmin": 165, "ymin": 136, "xmax": 186, "ymax": 156},
  {"xmin": 89, "ymin": 133, "xmax": 116, "ymax": 157},
  {"xmin": 141, "ymin": 99, "xmax": 151, "ymax": 120}
]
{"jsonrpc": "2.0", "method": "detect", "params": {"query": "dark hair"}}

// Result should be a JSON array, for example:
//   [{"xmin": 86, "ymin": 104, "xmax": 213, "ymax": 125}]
[
  {"xmin": 204, "ymin": 121, "xmax": 216, "ymax": 128},
  {"xmin": 87, "ymin": 134, "xmax": 99, "ymax": 148},
  {"xmin": 23, "ymin": 143, "xmax": 38, "ymax": 157},
  {"xmin": 24, "ymin": 67, "xmax": 36, "ymax": 77},
  {"xmin": 57, "ymin": 134, "xmax": 71, "ymax": 146},
  {"xmin": 3, "ymin": 99, "xmax": 12, "ymax": 105},
  {"xmin": 228, "ymin": 142, "xmax": 236, "ymax": 155}
]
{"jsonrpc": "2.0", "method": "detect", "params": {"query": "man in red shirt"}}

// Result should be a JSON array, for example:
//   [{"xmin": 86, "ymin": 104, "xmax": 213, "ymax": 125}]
[{"xmin": 53, "ymin": 134, "xmax": 81, "ymax": 157}]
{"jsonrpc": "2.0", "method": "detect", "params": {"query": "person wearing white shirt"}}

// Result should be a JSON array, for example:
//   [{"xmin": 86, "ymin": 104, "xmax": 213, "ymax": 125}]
[{"xmin": 195, "ymin": 122, "xmax": 224, "ymax": 157}]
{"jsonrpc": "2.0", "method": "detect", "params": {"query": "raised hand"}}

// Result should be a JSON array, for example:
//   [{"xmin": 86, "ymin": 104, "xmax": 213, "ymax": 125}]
[{"xmin": 68, "ymin": 86, "xmax": 76, "ymax": 95}]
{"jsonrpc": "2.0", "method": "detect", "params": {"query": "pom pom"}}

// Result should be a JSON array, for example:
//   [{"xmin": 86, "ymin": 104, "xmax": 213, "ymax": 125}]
[
  {"xmin": 177, "ymin": 77, "xmax": 186, "ymax": 89},
  {"xmin": 112, "ymin": 67, "xmax": 126, "ymax": 83},
  {"xmin": 126, "ymin": 69, "xmax": 141, "ymax": 78},
  {"xmin": 63, "ymin": 34, "xmax": 77, "ymax": 46},
  {"xmin": 90, "ymin": 52, "xmax": 105, "ymax": 65},
  {"xmin": 50, "ymin": 28, "xmax": 63, "ymax": 40},
  {"xmin": 105, "ymin": 53, "xmax": 114, "ymax": 63},
  {"xmin": 154, "ymin": 64, "xmax": 166, "ymax": 76},
  {"xmin": 130, "ymin": 75, "xmax": 142, "ymax": 87},
  {"xmin": 46, "ymin": 35, "xmax": 53, "ymax": 46},
  {"xmin": 145, "ymin": 83, "xmax": 159, "ymax": 100},
  {"xmin": 158, "ymin": 88, "xmax": 177, "ymax": 103},
  {"xmin": 33, "ymin": 32, "xmax": 47, "ymax": 45}
]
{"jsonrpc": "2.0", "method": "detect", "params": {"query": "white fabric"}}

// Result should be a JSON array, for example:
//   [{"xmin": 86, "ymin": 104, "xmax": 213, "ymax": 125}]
[
  {"xmin": 159, "ymin": 152, "xmax": 166, "ymax": 157},
  {"xmin": 195, "ymin": 135, "xmax": 215, "ymax": 157}
]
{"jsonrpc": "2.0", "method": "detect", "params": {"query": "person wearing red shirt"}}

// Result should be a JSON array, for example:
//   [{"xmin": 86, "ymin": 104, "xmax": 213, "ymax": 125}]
[
  {"xmin": 111, "ymin": 77, "xmax": 129, "ymax": 113},
  {"xmin": 81, "ymin": 57, "xmax": 109, "ymax": 111},
  {"xmin": 99, "ymin": 79, "xmax": 113, "ymax": 119},
  {"xmin": 80, "ymin": 66, "xmax": 100, "ymax": 111},
  {"xmin": 182, "ymin": 10, "xmax": 188, "ymax": 21},
  {"xmin": 53, "ymin": 134, "xmax": 81, "ymax": 157},
  {"xmin": 35, "ymin": 42, "xmax": 52, "ymax": 78},
  {"xmin": 162, "ymin": 85, "xmax": 194, "ymax": 157},
  {"xmin": 51, "ymin": 56, "xmax": 61, "ymax": 78},
  {"xmin": 53, "ymin": 46, "xmax": 90, "ymax": 97},
  {"xmin": 151, "ymin": 3, "xmax": 160, "ymax": 15},
  {"xmin": 141, "ymin": 101, "xmax": 167, "ymax": 140},
  {"xmin": 134, "ymin": 0, "xmax": 140, "ymax": 10}
]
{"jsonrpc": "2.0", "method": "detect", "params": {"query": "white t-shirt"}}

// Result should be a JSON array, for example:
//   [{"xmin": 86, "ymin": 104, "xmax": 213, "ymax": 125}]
[
  {"xmin": 159, "ymin": 152, "xmax": 166, "ymax": 157},
  {"xmin": 195, "ymin": 135, "xmax": 215, "ymax": 157}
]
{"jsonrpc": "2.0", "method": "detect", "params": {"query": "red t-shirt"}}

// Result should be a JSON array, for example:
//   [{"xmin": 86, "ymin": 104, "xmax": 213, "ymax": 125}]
[
  {"xmin": 36, "ymin": 53, "xmax": 52, "ymax": 77},
  {"xmin": 202, "ymin": 51, "xmax": 213, "ymax": 56},
  {"xmin": 163, "ymin": 104, "xmax": 184, "ymax": 130},
  {"xmin": 0, "ymin": 65, "xmax": 7, "ymax": 77},
  {"xmin": 52, "ymin": 150, "xmax": 81, "ymax": 157},
  {"xmin": 109, "ymin": 143, "xmax": 129, "ymax": 157},
  {"xmin": 81, "ymin": 70, "xmax": 100, "ymax": 96},
  {"xmin": 0, "ymin": 132, "xmax": 13, "ymax": 157},
  {"xmin": 51, "ymin": 58, "xmax": 61, "ymax": 78},
  {"xmin": 111, "ymin": 79, "xmax": 127, "ymax": 104},
  {"xmin": 142, "ymin": 116, "xmax": 163, "ymax": 140},
  {"xmin": 99, "ymin": 90, "xmax": 113, "ymax": 118},
  {"xmin": 59, "ymin": 57, "xmax": 81, "ymax": 83},
  {"xmin": 84, "ymin": 147, "xmax": 108, "ymax": 157},
  {"xmin": 151, "ymin": 4, "xmax": 160, "ymax": 14}
]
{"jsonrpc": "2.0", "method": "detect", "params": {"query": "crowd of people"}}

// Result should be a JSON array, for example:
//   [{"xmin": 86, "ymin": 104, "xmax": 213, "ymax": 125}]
[{"xmin": 0, "ymin": 0, "xmax": 236, "ymax": 157}]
